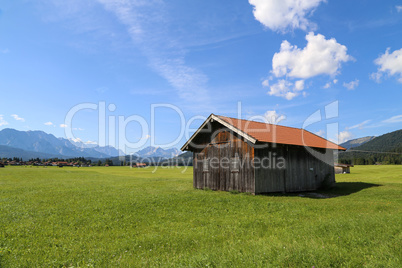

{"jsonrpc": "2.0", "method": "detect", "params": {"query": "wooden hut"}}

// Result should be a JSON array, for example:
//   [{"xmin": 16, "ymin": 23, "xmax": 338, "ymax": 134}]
[
  {"xmin": 181, "ymin": 114, "xmax": 346, "ymax": 194},
  {"xmin": 334, "ymin": 163, "xmax": 354, "ymax": 174},
  {"xmin": 135, "ymin": 163, "xmax": 147, "ymax": 168}
]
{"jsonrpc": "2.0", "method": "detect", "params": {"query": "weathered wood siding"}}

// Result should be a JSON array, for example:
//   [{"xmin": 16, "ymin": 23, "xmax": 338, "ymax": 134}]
[
  {"xmin": 193, "ymin": 126, "xmax": 255, "ymax": 193},
  {"xmin": 254, "ymin": 143, "xmax": 287, "ymax": 193},
  {"xmin": 335, "ymin": 166, "xmax": 350, "ymax": 174},
  {"xmin": 254, "ymin": 144, "xmax": 335, "ymax": 193}
]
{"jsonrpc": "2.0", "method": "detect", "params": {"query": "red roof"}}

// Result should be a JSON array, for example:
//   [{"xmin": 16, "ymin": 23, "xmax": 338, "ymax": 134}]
[{"xmin": 216, "ymin": 115, "xmax": 345, "ymax": 151}]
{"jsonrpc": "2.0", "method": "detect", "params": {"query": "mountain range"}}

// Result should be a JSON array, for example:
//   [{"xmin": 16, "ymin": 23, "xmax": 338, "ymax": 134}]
[
  {"xmin": 0, "ymin": 128, "xmax": 121, "ymax": 159},
  {"xmin": 1, "ymin": 128, "xmax": 400, "ymax": 164},
  {"xmin": 0, "ymin": 128, "xmax": 180, "ymax": 160},
  {"xmin": 134, "ymin": 146, "xmax": 180, "ymax": 158}
]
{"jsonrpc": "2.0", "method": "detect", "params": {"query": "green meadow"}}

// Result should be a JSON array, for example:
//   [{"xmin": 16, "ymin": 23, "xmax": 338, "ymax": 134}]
[{"xmin": 0, "ymin": 165, "xmax": 401, "ymax": 267}]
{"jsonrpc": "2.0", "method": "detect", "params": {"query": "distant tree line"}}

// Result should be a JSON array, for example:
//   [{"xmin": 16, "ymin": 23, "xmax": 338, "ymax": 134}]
[
  {"xmin": 339, "ymin": 129, "xmax": 402, "ymax": 165},
  {"xmin": 339, "ymin": 151, "xmax": 402, "ymax": 165}
]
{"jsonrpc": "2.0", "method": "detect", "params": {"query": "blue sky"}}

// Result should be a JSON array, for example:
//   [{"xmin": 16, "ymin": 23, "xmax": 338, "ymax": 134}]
[{"xmin": 0, "ymin": 0, "xmax": 401, "ymax": 153}]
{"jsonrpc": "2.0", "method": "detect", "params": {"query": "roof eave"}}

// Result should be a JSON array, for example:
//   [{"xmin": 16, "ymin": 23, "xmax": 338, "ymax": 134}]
[
  {"xmin": 180, "ymin": 114, "xmax": 257, "ymax": 151},
  {"xmin": 180, "ymin": 114, "xmax": 215, "ymax": 151}
]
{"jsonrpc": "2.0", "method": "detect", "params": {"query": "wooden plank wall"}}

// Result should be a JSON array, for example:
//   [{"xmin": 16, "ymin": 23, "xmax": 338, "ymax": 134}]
[
  {"xmin": 254, "ymin": 143, "xmax": 286, "ymax": 193},
  {"xmin": 254, "ymin": 144, "xmax": 335, "ymax": 193},
  {"xmin": 285, "ymin": 146, "xmax": 335, "ymax": 192},
  {"xmin": 192, "ymin": 123, "xmax": 255, "ymax": 193}
]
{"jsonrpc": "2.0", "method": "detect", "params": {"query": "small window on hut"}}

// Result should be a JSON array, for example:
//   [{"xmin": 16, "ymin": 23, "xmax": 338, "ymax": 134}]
[
  {"xmin": 231, "ymin": 157, "xmax": 240, "ymax": 173},
  {"xmin": 203, "ymin": 159, "xmax": 209, "ymax": 172}
]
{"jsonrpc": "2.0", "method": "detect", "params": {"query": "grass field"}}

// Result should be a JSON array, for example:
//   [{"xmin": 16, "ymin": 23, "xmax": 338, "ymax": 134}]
[{"xmin": 0, "ymin": 165, "xmax": 401, "ymax": 267}]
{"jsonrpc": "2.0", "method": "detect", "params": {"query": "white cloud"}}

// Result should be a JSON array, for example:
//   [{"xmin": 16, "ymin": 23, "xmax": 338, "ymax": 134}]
[
  {"xmin": 265, "ymin": 79, "xmax": 301, "ymax": 100},
  {"xmin": 73, "ymin": 128, "xmax": 84, "ymax": 131},
  {"xmin": 0, "ymin": 115, "xmax": 9, "ymax": 127},
  {"xmin": 248, "ymin": 0, "xmax": 325, "ymax": 32},
  {"xmin": 348, "ymin": 120, "xmax": 371, "ymax": 130},
  {"xmin": 323, "ymin": 79, "xmax": 337, "ymax": 89},
  {"xmin": 264, "ymin": 110, "xmax": 286, "ymax": 124},
  {"xmin": 95, "ymin": 0, "xmax": 210, "ymax": 104},
  {"xmin": 266, "ymin": 32, "xmax": 352, "ymax": 99},
  {"xmin": 370, "ymin": 71, "xmax": 383, "ymax": 83},
  {"xmin": 294, "ymin": 80, "xmax": 305, "ymax": 90},
  {"xmin": 272, "ymin": 32, "xmax": 353, "ymax": 79},
  {"xmin": 382, "ymin": 115, "xmax": 402, "ymax": 124},
  {"xmin": 323, "ymin": 82, "xmax": 331, "ymax": 89},
  {"xmin": 396, "ymin": 6, "xmax": 402, "ymax": 12},
  {"xmin": 343, "ymin": 79, "xmax": 359, "ymax": 90},
  {"xmin": 337, "ymin": 130, "xmax": 353, "ymax": 144},
  {"xmin": 41, "ymin": 0, "xmax": 211, "ymax": 109},
  {"xmin": 315, "ymin": 130, "xmax": 325, "ymax": 137},
  {"xmin": 60, "ymin": 124, "xmax": 68, "ymax": 128},
  {"xmin": 11, "ymin": 114, "xmax": 25, "ymax": 122},
  {"xmin": 85, "ymin": 140, "xmax": 98, "ymax": 145},
  {"xmin": 372, "ymin": 48, "xmax": 402, "ymax": 83},
  {"xmin": 44, "ymin": 121, "xmax": 53, "ymax": 126}
]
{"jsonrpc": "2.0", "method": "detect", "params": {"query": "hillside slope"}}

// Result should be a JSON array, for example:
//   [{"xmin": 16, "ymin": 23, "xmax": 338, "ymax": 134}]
[
  {"xmin": 0, "ymin": 145, "xmax": 67, "ymax": 160},
  {"xmin": 352, "ymin": 130, "xmax": 402, "ymax": 152},
  {"xmin": 340, "ymin": 136, "xmax": 376, "ymax": 150},
  {"xmin": 339, "ymin": 129, "xmax": 402, "ymax": 164}
]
